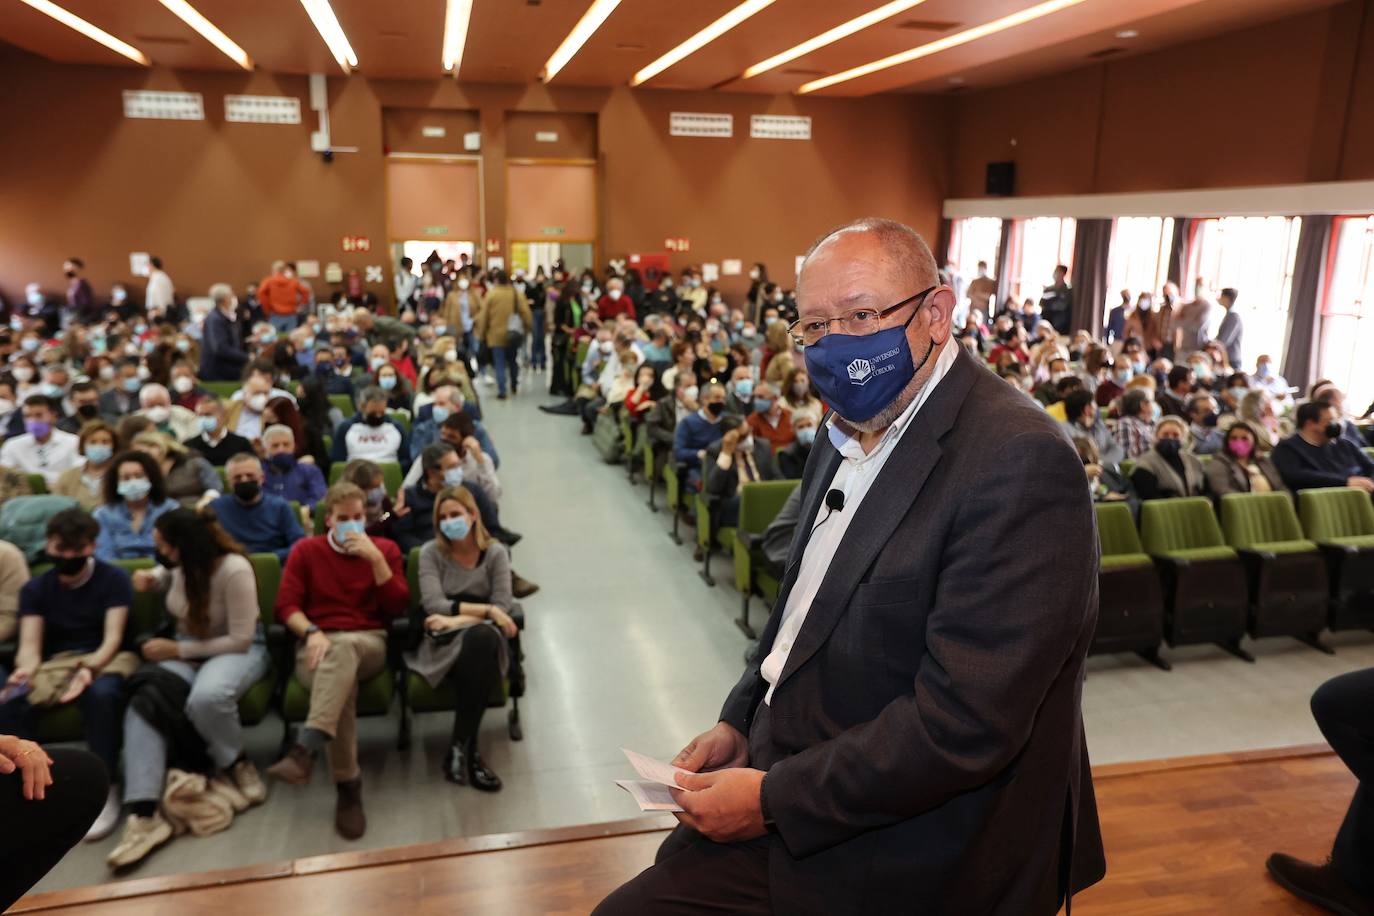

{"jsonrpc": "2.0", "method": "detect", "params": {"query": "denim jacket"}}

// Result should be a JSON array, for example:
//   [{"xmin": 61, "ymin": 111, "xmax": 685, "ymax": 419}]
[{"xmin": 93, "ymin": 498, "xmax": 180, "ymax": 561}]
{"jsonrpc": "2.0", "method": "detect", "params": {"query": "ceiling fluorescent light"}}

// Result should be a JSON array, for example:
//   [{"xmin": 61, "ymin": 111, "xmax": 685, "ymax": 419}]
[
  {"xmin": 542, "ymin": 0, "xmax": 623, "ymax": 83},
  {"xmin": 631, "ymin": 0, "xmax": 776, "ymax": 87},
  {"xmin": 16, "ymin": 0, "xmax": 149, "ymax": 65},
  {"xmin": 299, "ymin": 0, "xmax": 358, "ymax": 73},
  {"xmin": 442, "ymin": 0, "xmax": 474, "ymax": 73},
  {"xmin": 156, "ymin": 0, "xmax": 252, "ymax": 70},
  {"xmin": 798, "ymin": 0, "xmax": 1089, "ymax": 94},
  {"xmin": 742, "ymin": 0, "xmax": 929, "ymax": 80}
]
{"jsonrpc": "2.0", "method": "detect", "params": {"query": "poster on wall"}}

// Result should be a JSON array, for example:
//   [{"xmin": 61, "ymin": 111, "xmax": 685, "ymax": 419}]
[
  {"xmin": 296, "ymin": 260, "xmax": 320, "ymax": 279},
  {"xmin": 721, "ymin": 259, "xmax": 742, "ymax": 276},
  {"xmin": 129, "ymin": 252, "xmax": 151, "ymax": 277},
  {"xmin": 325, "ymin": 262, "xmax": 343, "ymax": 283},
  {"xmin": 702, "ymin": 263, "xmax": 720, "ymax": 283}
]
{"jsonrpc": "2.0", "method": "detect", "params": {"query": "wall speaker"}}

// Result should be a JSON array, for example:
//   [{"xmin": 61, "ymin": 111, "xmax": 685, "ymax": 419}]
[{"xmin": 986, "ymin": 161, "xmax": 1015, "ymax": 197}]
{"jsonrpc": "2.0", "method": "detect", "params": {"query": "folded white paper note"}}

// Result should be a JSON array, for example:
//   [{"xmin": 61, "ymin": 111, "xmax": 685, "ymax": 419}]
[
  {"xmin": 615, "ymin": 779, "xmax": 684, "ymax": 812},
  {"xmin": 620, "ymin": 747, "xmax": 694, "ymax": 789}
]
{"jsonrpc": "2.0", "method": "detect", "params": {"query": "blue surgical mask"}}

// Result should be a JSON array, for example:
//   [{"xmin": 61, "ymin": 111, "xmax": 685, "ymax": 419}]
[
  {"xmin": 175, "ymin": 339, "xmax": 191, "ymax": 352},
  {"xmin": 802, "ymin": 295, "xmax": 933, "ymax": 424},
  {"xmin": 431, "ymin": 406, "xmax": 450, "ymax": 424},
  {"xmin": 796, "ymin": 426, "xmax": 817, "ymax": 446},
  {"xmin": 117, "ymin": 477, "xmax": 151, "ymax": 501},
  {"xmin": 122, "ymin": 376, "xmax": 141, "ymax": 393},
  {"xmin": 20, "ymin": 338, "xmax": 39, "ymax": 352},
  {"xmin": 1151, "ymin": 402, "xmax": 1163, "ymax": 422},
  {"xmin": 303, "ymin": 336, "xmax": 315, "ymax": 350},
  {"xmin": 198, "ymin": 415, "xmax": 218, "ymax": 434},
  {"xmin": 379, "ymin": 375, "xmax": 396, "ymax": 391},
  {"xmin": 753, "ymin": 398, "xmax": 773, "ymax": 414},
  {"xmin": 332, "ymin": 519, "xmax": 365, "ymax": 546},
  {"xmin": 84, "ymin": 444, "xmax": 112, "ymax": 464},
  {"xmin": 443, "ymin": 467, "xmax": 464, "ymax": 488},
  {"xmin": 734, "ymin": 379, "xmax": 754, "ymax": 400},
  {"xmin": 439, "ymin": 516, "xmax": 471, "ymax": 542}
]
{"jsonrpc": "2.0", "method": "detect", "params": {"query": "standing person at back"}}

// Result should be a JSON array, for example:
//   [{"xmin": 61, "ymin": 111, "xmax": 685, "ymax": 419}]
[
  {"xmin": 965, "ymin": 260, "xmax": 997, "ymax": 316},
  {"xmin": 1214, "ymin": 287, "xmax": 1244, "ymax": 370},
  {"xmin": 145, "ymin": 256, "xmax": 175, "ymax": 318},
  {"xmin": 200, "ymin": 284, "xmax": 251, "ymax": 382},
  {"xmin": 257, "ymin": 261, "xmax": 309, "ymax": 336},
  {"xmin": 1172, "ymin": 279, "xmax": 1217, "ymax": 361},
  {"xmin": 474, "ymin": 270, "xmax": 532, "ymax": 401}
]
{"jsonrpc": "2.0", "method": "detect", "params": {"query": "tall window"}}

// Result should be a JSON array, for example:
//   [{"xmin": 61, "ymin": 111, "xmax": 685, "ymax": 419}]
[
  {"xmin": 1319, "ymin": 216, "xmax": 1374, "ymax": 411},
  {"xmin": 948, "ymin": 217, "xmax": 1002, "ymax": 282},
  {"xmin": 1186, "ymin": 216, "xmax": 1302, "ymax": 371},
  {"xmin": 1010, "ymin": 217, "xmax": 1075, "ymax": 304},
  {"xmin": 1105, "ymin": 217, "xmax": 1174, "ymax": 321}
]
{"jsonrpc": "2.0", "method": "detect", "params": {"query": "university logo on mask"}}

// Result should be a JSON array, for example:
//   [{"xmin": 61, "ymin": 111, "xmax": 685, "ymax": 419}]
[{"xmin": 847, "ymin": 358, "xmax": 873, "ymax": 385}]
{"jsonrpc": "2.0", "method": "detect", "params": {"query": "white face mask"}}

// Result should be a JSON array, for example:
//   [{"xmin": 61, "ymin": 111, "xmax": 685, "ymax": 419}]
[
  {"xmin": 608, "ymin": 289, "xmax": 622, "ymax": 301},
  {"xmin": 11, "ymin": 366, "xmax": 33, "ymax": 382},
  {"xmin": 458, "ymin": 279, "xmax": 470, "ymax": 290},
  {"xmin": 99, "ymin": 365, "xmax": 116, "ymax": 381},
  {"xmin": 172, "ymin": 376, "xmax": 194, "ymax": 394},
  {"xmin": 145, "ymin": 405, "xmax": 170, "ymax": 424},
  {"xmin": 682, "ymin": 385, "xmax": 699, "ymax": 402},
  {"xmin": 246, "ymin": 392, "xmax": 268, "ymax": 413},
  {"xmin": 444, "ymin": 349, "xmax": 458, "ymax": 362}
]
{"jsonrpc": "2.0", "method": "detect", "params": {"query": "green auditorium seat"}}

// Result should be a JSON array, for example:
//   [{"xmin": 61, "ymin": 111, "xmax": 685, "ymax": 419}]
[
  {"xmin": 695, "ymin": 492, "xmax": 736, "ymax": 588},
  {"xmin": 663, "ymin": 462, "xmax": 685, "ymax": 544},
  {"xmin": 386, "ymin": 409, "xmax": 411, "ymax": 434},
  {"xmin": 1299, "ymin": 487, "xmax": 1374, "ymax": 631},
  {"xmin": 1119, "ymin": 459, "xmax": 1136, "ymax": 479},
  {"xmin": 1220, "ymin": 492, "xmax": 1330, "ymax": 653},
  {"xmin": 329, "ymin": 393, "xmax": 355, "ymax": 418},
  {"xmin": 394, "ymin": 546, "xmax": 522, "ymax": 748},
  {"xmin": 642, "ymin": 436, "xmax": 660, "ymax": 511},
  {"xmin": 328, "ymin": 460, "xmax": 403, "ymax": 496},
  {"xmin": 239, "ymin": 554, "xmax": 283, "ymax": 726},
  {"xmin": 25, "ymin": 474, "xmax": 47, "ymax": 495},
  {"xmin": 201, "ymin": 381, "xmax": 240, "ymax": 399},
  {"xmin": 215, "ymin": 465, "xmax": 228, "ymax": 490},
  {"xmin": 732, "ymin": 480, "xmax": 800, "ymax": 639},
  {"xmin": 619, "ymin": 410, "xmax": 638, "ymax": 483},
  {"xmin": 1139, "ymin": 497, "xmax": 1251, "ymax": 661},
  {"xmin": 1092, "ymin": 502, "xmax": 1168, "ymax": 669}
]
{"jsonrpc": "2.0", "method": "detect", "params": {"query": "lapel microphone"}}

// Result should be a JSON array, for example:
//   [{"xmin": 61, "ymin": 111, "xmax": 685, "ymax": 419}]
[{"xmin": 812, "ymin": 488, "xmax": 846, "ymax": 534}]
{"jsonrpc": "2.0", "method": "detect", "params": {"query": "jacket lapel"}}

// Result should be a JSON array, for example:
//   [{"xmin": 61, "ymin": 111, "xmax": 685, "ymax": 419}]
[{"xmin": 774, "ymin": 347, "xmax": 981, "ymax": 692}]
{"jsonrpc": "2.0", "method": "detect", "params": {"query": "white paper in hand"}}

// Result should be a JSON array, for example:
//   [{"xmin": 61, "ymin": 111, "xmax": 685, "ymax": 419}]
[
  {"xmin": 620, "ymin": 747, "xmax": 694, "ymax": 788},
  {"xmin": 615, "ymin": 779, "xmax": 684, "ymax": 812}
]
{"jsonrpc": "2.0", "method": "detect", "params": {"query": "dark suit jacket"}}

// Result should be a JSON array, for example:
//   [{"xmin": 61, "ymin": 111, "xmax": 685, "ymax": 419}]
[
  {"xmin": 719, "ymin": 346, "xmax": 1105, "ymax": 914},
  {"xmin": 200, "ymin": 307, "xmax": 250, "ymax": 381},
  {"xmin": 703, "ymin": 439, "xmax": 782, "ymax": 500}
]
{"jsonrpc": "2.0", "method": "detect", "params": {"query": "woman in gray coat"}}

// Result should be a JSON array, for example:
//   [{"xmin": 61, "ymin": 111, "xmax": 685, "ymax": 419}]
[{"xmin": 1205, "ymin": 419, "xmax": 1289, "ymax": 498}]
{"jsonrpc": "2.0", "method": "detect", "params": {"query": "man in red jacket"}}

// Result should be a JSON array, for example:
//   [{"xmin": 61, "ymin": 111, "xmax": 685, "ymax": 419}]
[
  {"xmin": 256, "ymin": 260, "xmax": 309, "ymax": 335},
  {"xmin": 266, "ymin": 482, "xmax": 409, "ymax": 839}
]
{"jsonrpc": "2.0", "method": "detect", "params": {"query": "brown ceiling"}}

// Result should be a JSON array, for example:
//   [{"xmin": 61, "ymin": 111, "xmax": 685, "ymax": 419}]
[{"xmin": 0, "ymin": 0, "xmax": 1347, "ymax": 94}]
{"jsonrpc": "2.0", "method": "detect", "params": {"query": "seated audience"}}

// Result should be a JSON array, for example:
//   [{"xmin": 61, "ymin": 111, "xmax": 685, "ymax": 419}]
[
  {"xmin": 394, "ymin": 443, "xmax": 468, "ymax": 554},
  {"xmin": 226, "ymin": 361, "xmax": 293, "ymax": 440},
  {"xmin": 0, "ymin": 539, "xmax": 29, "ymax": 643},
  {"xmin": 1113, "ymin": 388, "xmax": 1159, "ymax": 461},
  {"xmin": 1185, "ymin": 393, "xmax": 1224, "ymax": 455},
  {"xmin": 723, "ymin": 367, "xmax": 755, "ymax": 417},
  {"xmin": 56, "ymin": 380, "xmax": 105, "ymax": 434},
  {"xmin": 777, "ymin": 413, "xmax": 816, "ymax": 479},
  {"xmin": 1072, "ymin": 435, "xmax": 1137, "ymax": 513},
  {"xmin": 1157, "ymin": 365, "xmax": 1194, "ymax": 417},
  {"xmin": 406, "ymin": 485, "xmax": 516, "ymax": 792},
  {"xmin": 1061, "ymin": 389, "xmax": 1123, "ymax": 470},
  {"xmin": 1271, "ymin": 401, "xmax": 1374, "ymax": 494},
  {"xmin": 781, "ymin": 368, "xmax": 823, "ymax": 427},
  {"xmin": 1129, "ymin": 416, "xmax": 1209, "ymax": 501},
  {"xmin": 168, "ymin": 363, "xmax": 210, "ymax": 412},
  {"xmin": 131, "ymin": 431, "xmax": 220, "ymax": 506},
  {"xmin": 93, "ymin": 451, "xmax": 179, "ymax": 561},
  {"xmin": 1239, "ymin": 388, "xmax": 1285, "ymax": 448},
  {"xmin": 746, "ymin": 381, "xmax": 795, "ymax": 452},
  {"xmin": 263, "ymin": 395, "xmax": 328, "ymax": 470},
  {"xmin": 0, "ymin": 508, "xmax": 138, "ymax": 841},
  {"xmin": 1310, "ymin": 381, "xmax": 1369, "ymax": 451},
  {"xmin": 673, "ymin": 382, "xmax": 728, "ymax": 488},
  {"xmin": 623, "ymin": 364, "xmax": 662, "ymax": 421},
  {"xmin": 109, "ymin": 509, "xmax": 270, "ymax": 869},
  {"xmin": 267, "ymin": 483, "xmax": 409, "ymax": 840},
  {"xmin": 135, "ymin": 384, "xmax": 199, "ymax": 443},
  {"xmin": 341, "ymin": 459, "xmax": 397, "ymax": 540},
  {"xmin": 52, "ymin": 421, "xmax": 118, "ymax": 510},
  {"xmin": 331, "ymin": 386, "xmax": 409, "ymax": 467},
  {"xmin": 98, "ymin": 361, "xmax": 142, "ymax": 417},
  {"xmin": 1205, "ymin": 420, "xmax": 1288, "ymax": 497},
  {"xmin": 261, "ymin": 424, "xmax": 326, "ymax": 509},
  {"xmin": 0, "ymin": 395, "xmax": 81, "ymax": 486},
  {"xmin": 703, "ymin": 415, "xmax": 782, "ymax": 528},
  {"xmin": 643, "ymin": 373, "xmax": 696, "ymax": 481},
  {"xmin": 184, "ymin": 397, "xmax": 253, "ymax": 467},
  {"xmin": 211, "ymin": 453, "xmax": 305, "ymax": 564}
]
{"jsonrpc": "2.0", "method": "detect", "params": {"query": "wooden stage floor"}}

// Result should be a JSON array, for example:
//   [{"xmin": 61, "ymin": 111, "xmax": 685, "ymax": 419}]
[{"xmin": 13, "ymin": 745, "xmax": 1355, "ymax": 915}]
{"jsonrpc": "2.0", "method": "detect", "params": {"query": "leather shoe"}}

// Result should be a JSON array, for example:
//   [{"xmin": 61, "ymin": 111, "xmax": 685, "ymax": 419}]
[
  {"xmin": 512, "ymin": 573, "xmax": 539, "ymax": 599},
  {"xmin": 334, "ymin": 778, "xmax": 366, "ymax": 840},
  {"xmin": 1266, "ymin": 853, "xmax": 1373, "ymax": 916},
  {"xmin": 466, "ymin": 742, "xmax": 502, "ymax": 793},
  {"xmin": 264, "ymin": 745, "xmax": 314, "ymax": 786},
  {"xmin": 442, "ymin": 745, "xmax": 469, "ymax": 786}
]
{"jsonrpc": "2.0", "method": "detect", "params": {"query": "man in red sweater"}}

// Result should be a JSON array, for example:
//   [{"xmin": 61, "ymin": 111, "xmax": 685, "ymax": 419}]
[
  {"xmin": 256, "ymin": 260, "xmax": 309, "ymax": 335},
  {"xmin": 597, "ymin": 277, "xmax": 636, "ymax": 322},
  {"xmin": 266, "ymin": 482, "xmax": 409, "ymax": 839}
]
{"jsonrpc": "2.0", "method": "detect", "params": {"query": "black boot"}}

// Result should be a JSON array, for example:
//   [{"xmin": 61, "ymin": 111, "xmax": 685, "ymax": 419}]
[{"xmin": 466, "ymin": 741, "xmax": 503, "ymax": 792}]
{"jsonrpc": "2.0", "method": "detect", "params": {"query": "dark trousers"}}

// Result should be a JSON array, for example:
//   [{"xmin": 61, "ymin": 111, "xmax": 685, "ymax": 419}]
[
  {"xmin": 462, "ymin": 481, "xmax": 504, "ymax": 537},
  {"xmin": 444, "ymin": 623, "xmax": 502, "ymax": 747},
  {"xmin": 492, "ymin": 344, "xmax": 520, "ymax": 396},
  {"xmin": 1313, "ymin": 667, "xmax": 1374, "ymax": 894},
  {"xmin": 550, "ymin": 334, "xmax": 572, "ymax": 396},
  {"xmin": 530, "ymin": 310, "xmax": 547, "ymax": 370},
  {"xmin": 0, "ymin": 673, "xmax": 125, "ymax": 778},
  {"xmin": 591, "ymin": 826, "xmax": 772, "ymax": 915},
  {"xmin": 0, "ymin": 747, "xmax": 109, "ymax": 911}
]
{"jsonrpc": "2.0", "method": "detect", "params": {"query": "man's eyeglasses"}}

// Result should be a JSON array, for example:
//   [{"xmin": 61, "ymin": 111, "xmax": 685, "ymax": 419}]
[{"xmin": 788, "ymin": 286, "xmax": 936, "ymax": 347}]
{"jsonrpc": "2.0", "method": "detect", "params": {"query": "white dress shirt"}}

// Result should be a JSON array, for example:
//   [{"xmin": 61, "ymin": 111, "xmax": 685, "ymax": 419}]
[
  {"xmin": 0, "ymin": 429, "xmax": 82, "ymax": 486},
  {"xmin": 760, "ymin": 337, "xmax": 958, "ymax": 704},
  {"xmin": 146, "ymin": 269, "xmax": 175, "ymax": 313}
]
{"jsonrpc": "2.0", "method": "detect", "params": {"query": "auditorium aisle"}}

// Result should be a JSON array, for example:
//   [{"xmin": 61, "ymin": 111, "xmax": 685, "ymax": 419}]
[{"xmin": 31, "ymin": 387, "xmax": 1374, "ymax": 895}]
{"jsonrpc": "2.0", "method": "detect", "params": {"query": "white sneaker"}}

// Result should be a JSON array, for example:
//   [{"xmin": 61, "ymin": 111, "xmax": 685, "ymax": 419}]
[
  {"xmin": 85, "ymin": 787, "xmax": 121, "ymax": 842},
  {"xmin": 230, "ymin": 758, "xmax": 268, "ymax": 806},
  {"xmin": 106, "ymin": 811, "xmax": 173, "ymax": 869}
]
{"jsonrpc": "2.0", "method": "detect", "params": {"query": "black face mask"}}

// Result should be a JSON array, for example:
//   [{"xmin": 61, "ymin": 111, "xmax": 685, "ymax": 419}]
[
  {"xmin": 1325, "ymin": 422, "xmax": 1343, "ymax": 440},
  {"xmin": 154, "ymin": 550, "xmax": 177, "ymax": 569},
  {"xmin": 65, "ymin": 270, "xmax": 77, "ymax": 279},
  {"xmin": 1202, "ymin": 411, "xmax": 1219, "ymax": 428},
  {"xmin": 233, "ymin": 480, "xmax": 261, "ymax": 503},
  {"xmin": 364, "ymin": 413, "xmax": 386, "ymax": 427},
  {"xmin": 77, "ymin": 403, "xmax": 99, "ymax": 418},
  {"xmin": 55, "ymin": 555, "xmax": 88, "ymax": 575},
  {"xmin": 705, "ymin": 402, "xmax": 725, "ymax": 418}
]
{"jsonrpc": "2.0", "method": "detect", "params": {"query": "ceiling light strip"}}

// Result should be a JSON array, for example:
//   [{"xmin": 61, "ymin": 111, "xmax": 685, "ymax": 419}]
[
  {"xmin": 541, "ymin": 0, "xmax": 623, "ymax": 83},
  {"xmin": 442, "ymin": 0, "xmax": 475, "ymax": 73},
  {"xmin": 156, "ymin": 0, "xmax": 252, "ymax": 70},
  {"xmin": 742, "ymin": 0, "xmax": 929, "ymax": 80},
  {"xmin": 798, "ymin": 0, "xmax": 1089, "ymax": 94},
  {"xmin": 631, "ymin": 0, "xmax": 776, "ymax": 87},
  {"xmin": 16, "ymin": 0, "xmax": 149, "ymax": 65},
  {"xmin": 299, "ymin": 0, "xmax": 358, "ymax": 73}
]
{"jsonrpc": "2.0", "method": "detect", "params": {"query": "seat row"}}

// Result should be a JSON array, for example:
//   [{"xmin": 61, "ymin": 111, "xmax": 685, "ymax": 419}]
[{"xmin": 1094, "ymin": 488, "xmax": 1374, "ymax": 668}]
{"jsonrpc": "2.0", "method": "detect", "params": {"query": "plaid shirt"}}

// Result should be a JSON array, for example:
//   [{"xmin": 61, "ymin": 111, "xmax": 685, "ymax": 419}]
[{"xmin": 1114, "ymin": 415, "xmax": 1155, "ymax": 460}]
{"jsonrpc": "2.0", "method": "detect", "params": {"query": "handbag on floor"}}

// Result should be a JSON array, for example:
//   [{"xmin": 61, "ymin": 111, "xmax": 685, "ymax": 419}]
[{"xmin": 592, "ymin": 411, "xmax": 624, "ymax": 463}]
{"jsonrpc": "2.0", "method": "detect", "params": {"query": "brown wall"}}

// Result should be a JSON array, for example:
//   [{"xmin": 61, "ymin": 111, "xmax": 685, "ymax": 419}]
[
  {"xmin": 949, "ymin": 0, "xmax": 1374, "ymax": 199},
  {"xmin": 0, "ymin": 43, "xmax": 950, "ymax": 308}
]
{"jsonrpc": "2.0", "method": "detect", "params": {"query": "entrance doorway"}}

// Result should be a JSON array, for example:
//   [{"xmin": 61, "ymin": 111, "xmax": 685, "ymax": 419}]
[
  {"xmin": 509, "ymin": 241, "xmax": 594, "ymax": 276},
  {"xmin": 506, "ymin": 160, "xmax": 597, "ymax": 276}
]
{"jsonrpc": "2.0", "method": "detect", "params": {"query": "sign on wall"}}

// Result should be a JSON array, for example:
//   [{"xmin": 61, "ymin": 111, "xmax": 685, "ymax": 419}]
[
  {"xmin": 535, "ymin": 131, "xmax": 559, "ymax": 143},
  {"xmin": 421, "ymin": 126, "xmax": 447, "ymax": 138},
  {"xmin": 296, "ymin": 260, "xmax": 320, "ymax": 279},
  {"xmin": 342, "ymin": 236, "xmax": 371, "ymax": 253},
  {"xmin": 365, "ymin": 266, "xmax": 384, "ymax": 283},
  {"xmin": 123, "ymin": 90, "xmax": 204, "ymax": 121},
  {"xmin": 702, "ymin": 263, "xmax": 720, "ymax": 283},
  {"xmin": 721, "ymin": 259, "xmax": 742, "ymax": 276},
  {"xmin": 665, "ymin": 238, "xmax": 691, "ymax": 252},
  {"xmin": 670, "ymin": 112, "xmax": 732, "ymax": 138},
  {"xmin": 463, "ymin": 131, "xmax": 482, "ymax": 151},
  {"xmin": 750, "ymin": 115, "xmax": 811, "ymax": 140},
  {"xmin": 225, "ymin": 95, "xmax": 301, "ymax": 124},
  {"xmin": 129, "ymin": 252, "xmax": 151, "ymax": 277}
]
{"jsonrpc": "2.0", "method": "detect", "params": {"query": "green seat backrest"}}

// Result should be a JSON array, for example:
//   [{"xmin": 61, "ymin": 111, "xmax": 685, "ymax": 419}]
[
  {"xmin": 322, "ymin": 435, "xmax": 332, "ymax": 455},
  {"xmin": 1119, "ymin": 459, "xmax": 1135, "ymax": 478},
  {"xmin": 1095, "ymin": 502, "xmax": 1143, "ymax": 556},
  {"xmin": 329, "ymin": 394, "xmax": 355, "ymax": 419},
  {"xmin": 327, "ymin": 461, "xmax": 402, "ymax": 495},
  {"xmin": 1220, "ymin": 492, "xmax": 1304, "ymax": 547},
  {"xmin": 738, "ymin": 480, "xmax": 800, "ymax": 536},
  {"xmin": 112, "ymin": 558, "xmax": 165, "ymax": 636},
  {"xmin": 247, "ymin": 553, "xmax": 281, "ymax": 631},
  {"xmin": 313, "ymin": 502, "xmax": 327, "ymax": 534},
  {"xmin": 201, "ymin": 380, "xmax": 240, "ymax": 399},
  {"xmin": 387, "ymin": 409, "xmax": 411, "ymax": 433},
  {"xmin": 407, "ymin": 546, "xmax": 423, "ymax": 611},
  {"xmin": 1140, "ymin": 497, "xmax": 1225, "ymax": 554},
  {"xmin": 25, "ymin": 474, "xmax": 47, "ymax": 495},
  {"xmin": 215, "ymin": 466, "xmax": 228, "ymax": 489},
  {"xmin": 1299, "ymin": 487, "xmax": 1374, "ymax": 540}
]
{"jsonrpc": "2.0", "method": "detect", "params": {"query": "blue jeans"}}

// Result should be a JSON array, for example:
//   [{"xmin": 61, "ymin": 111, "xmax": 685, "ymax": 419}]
[
  {"xmin": 0, "ymin": 672, "xmax": 126, "ymax": 779},
  {"xmin": 122, "ymin": 643, "xmax": 270, "ymax": 804},
  {"xmin": 268, "ymin": 313, "xmax": 298, "ymax": 334},
  {"xmin": 492, "ymin": 344, "xmax": 520, "ymax": 396},
  {"xmin": 530, "ymin": 310, "xmax": 547, "ymax": 369}
]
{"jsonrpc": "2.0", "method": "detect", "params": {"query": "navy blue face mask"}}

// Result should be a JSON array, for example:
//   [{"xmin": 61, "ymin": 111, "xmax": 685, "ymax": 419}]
[{"xmin": 802, "ymin": 289, "xmax": 937, "ymax": 424}]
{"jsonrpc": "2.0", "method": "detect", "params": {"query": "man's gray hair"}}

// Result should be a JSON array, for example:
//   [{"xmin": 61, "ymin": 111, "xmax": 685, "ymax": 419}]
[
  {"xmin": 262, "ymin": 423, "xmax": 295, "ymax": 445},
  {"xmin": 209, "ymin": 282, "xmax": 234, "ymax": 306},
  {"xmin": 359, "ymin": 386, "xmax": 387, "ymax": 407},
  {"xmin": 798, "ymin": 217, "xmax": 936, "ymax": 297},
  {"xmin": 138, "ymin": 383, "xmax": 170, "ymax": 406}
]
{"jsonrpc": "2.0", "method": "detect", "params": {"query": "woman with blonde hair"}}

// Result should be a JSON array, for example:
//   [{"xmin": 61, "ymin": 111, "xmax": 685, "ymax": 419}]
[
  {"xmin": 404, "ymin": 485, "xmax": 516, "ymax": 792},
  {"xmin": 130, "ymin": 431, "xmax": 220, "ymax": 507},
  {"xmin": 53, "ymin": 421, "xmax": 119, "ymax": 510}
]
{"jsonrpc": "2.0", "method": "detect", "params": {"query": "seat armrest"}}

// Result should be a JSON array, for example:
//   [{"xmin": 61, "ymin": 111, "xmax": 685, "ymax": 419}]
[
  {"xmin": 1235, "ymin": 547, "xmax": 1277, "ymax": 562},
  {"xmin": 1151, "ymin": 555, "xmax": 1190, "ymax": 572},
  {"xmin": 0, "ymin": 640, "xmax": 15, "ymax": 671},
  {"xmin": 736, "ymin": 531, "xmax": 761, "ymax": 550}
]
